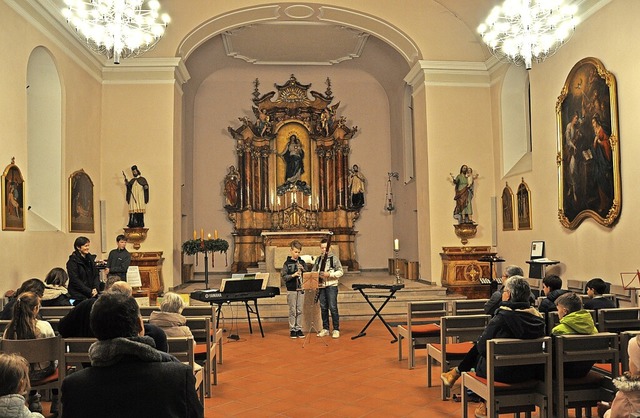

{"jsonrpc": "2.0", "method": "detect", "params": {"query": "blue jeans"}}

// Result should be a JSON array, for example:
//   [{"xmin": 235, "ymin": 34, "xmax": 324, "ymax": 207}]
[{"xmin": 319, "ymin": 285, "xmax": 339, "ymax": 331}]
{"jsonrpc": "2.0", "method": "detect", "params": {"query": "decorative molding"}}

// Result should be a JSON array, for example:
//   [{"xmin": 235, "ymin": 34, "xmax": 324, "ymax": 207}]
[
  {"xmin": 405, "ymin": 60, "xmax": 491, "ymax": 88},
  {"xmin": 101, "ymin": 58, "xmax": 191, "ymax": 86}
]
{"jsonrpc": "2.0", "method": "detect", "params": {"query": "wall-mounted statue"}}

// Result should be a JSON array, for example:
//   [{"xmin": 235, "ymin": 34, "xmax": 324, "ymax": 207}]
[
  {"xmin": 224, "ymin": 165, "xmax": 240, "ymax": 209},
  {"xmin": 124, "ymin": 165, "xmax": 149, "ymax": 228},
  {"xmin": 279, "ymin": 134, "xmax": 305, "ymax": 186},
  {"xmin": 450, "ymin": 165, "xmax": 478, "ymax": 224},
  {"xmin": 349, "ymin": 164, "xmax": 366, "ymax": 208}
]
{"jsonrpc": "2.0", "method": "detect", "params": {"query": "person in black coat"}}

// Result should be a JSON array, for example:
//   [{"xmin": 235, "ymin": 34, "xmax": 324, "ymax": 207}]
[
  {"xmin": 66, "ymin": 236, "xmax": 100, "ymax": 305},
  {"xmin": 584, "ymin": 277, "xmax": 616, "ymax": 311},
  {"xmin": 0, "ymin": 278, "xmax": 45, "ymax": 320},
  {"xmin": 61, "ymin": 293, "xmax": 201, "ymax": 418},
  {"xmin": 538, "ymin": 274, "xmax": 570, "ymax": 313}
]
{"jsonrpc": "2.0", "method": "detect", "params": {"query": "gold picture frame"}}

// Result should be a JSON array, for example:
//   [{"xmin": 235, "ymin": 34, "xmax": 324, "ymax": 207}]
[
  {"xmin": 501, "ymin": 182, "xmax": 515, "ymax": 231},
  {"xmin": 69, "ymin": 169, "xmax": 94, "ymax": 233},
  {"xmin": 556, "ymin": 57, "xmax": 620, "ymax": 229},
  {"xmin": 2, "ymin": 158, "xmax": 25, "ymax": 231},
  {"xmin": 517, "ymin": 178, "xmax": 532, "ymax": 230}
]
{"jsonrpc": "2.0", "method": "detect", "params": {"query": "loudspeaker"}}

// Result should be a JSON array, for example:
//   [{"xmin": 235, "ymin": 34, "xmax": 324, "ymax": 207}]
[{"xmin": 100, "ymin": 200, "xmax": 107, "ymax": 253}]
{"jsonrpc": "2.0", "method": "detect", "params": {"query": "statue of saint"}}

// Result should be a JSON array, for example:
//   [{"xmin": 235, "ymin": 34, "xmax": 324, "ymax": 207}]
[
  {"xmin": 450, "ymin": 165, "xmax": 478, "ymax": 224},
  {"xmin": 279, "ymin": 134, "xmax": 305, "ymax": 185},
  {"xmin": 125, "ymin": 165, "xmax": 149, "ymax": 228},
  {"xmin": 224, "ymin": 165, "xmax": 240, "ymax": 208},
  {"xmin": 349, "ymin": 164, "xmax": 366, "ymax": 208}
]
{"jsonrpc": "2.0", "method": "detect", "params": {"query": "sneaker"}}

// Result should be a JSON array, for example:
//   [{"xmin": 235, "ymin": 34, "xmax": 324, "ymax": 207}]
[
  {"xmin": 296, "ymin": 330, "xmax": 305, "ymax": 338},
  {"xmin": 331, "ymin": 330, "xmax": 340, "ymax": 339},
  {"xmin": 317, "ymin": 329, "xmax": 330, "ymax": 337},
  {"xmin": 28, "ymin": 393, "xmax": 42, "ymax": 414},
  {"xmin": 474, "ymin": 402, "xmax": 487, "ymax": 418},
  {"xmin": 290, "ymin": 331, "xmax": 297, "ymax": 339},
  {"xmin": 440, "ymin": 367, "xmax": 461, "ymax": 387}
]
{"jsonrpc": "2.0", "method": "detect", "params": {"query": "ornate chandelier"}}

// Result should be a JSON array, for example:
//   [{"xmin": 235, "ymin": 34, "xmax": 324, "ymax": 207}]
[
  {"xmin": 62, "ymin": 0, "xmax": 171, "ymax": 64},
  {"xmin": 477, "ymin": 0, "xmax": 578, "ymax": 69}
]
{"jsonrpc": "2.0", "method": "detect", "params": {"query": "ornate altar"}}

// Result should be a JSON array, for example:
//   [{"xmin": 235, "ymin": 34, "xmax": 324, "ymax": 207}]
[
  {"xmin": 440, "ymin": 246, "xmax": 496, "ymax": 299},
  {"xmin": 226, "ymin": 75, "xmax": 362, "ymax": 272}
]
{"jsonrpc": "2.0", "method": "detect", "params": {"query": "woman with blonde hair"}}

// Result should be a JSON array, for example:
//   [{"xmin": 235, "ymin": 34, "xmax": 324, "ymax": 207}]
[
  {"xmin": 3, "ymin": 292, "xmax": 56, "ymax": 414},
  {"xmin": 148, "ymin": 292, "xmax": 193, "ymax": 338},
  {"xmin": 0, "ymin": 353, "xmax": 44, "ymax": 417}
]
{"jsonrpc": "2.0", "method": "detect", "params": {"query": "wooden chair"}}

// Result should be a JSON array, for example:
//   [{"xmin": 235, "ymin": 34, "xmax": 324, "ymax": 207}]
[
  {"xmin": 451, "ymin": 299, "xmax": 489, "ymax": 316},
  {"xmin": 139, "ymin": 306, "xmax": 160, "ymax": 318},
  {"xmin": 546, "ymin": 310, "xmax": 597, "ymax": 334},
  {"xmin": 59, "ymin": 337, "xmax": 96, "ymax": 381},
  {"xmin": 166, "ymin": 336, "xmax": 205, "ymax": 404},
  {"xmin": 38, "ymin": 305, "xmax": 74, "ymax": 320},
  {"xmin": 525, "ymin": 278, "xmax": 543, "ymax": 299},
  {"xmin": 567, "ymin": 280, "xmax": 586, "ymax": 295},
  {"xmin": 609, "ymin": 285, "xmax": 634, "ymax": 307},
  {"xmin": 186, "ymin": 316, "xmax": 217, "ymax": 397},
  {"xmin": 0, "ymin": 336, "xmax": 63, "ymax": 412},
  {"xmin": 426, "ymin": 314, "xmax": 490, "ymax": 400},
  {"xmin": 461, "ymin": 337, "xmax": 552, "ymax": 418},
  {"xmin": 397, "ymin": 300, "xmax": 447, "ymax": 369},
  {"xmin": 598, "ymin": 307, "xmax": 640, "ymax": 333},
  {"xmin": 182, "ymin": 305, "xmax": 222, "ymax": 364},
  {"xmin": 0, "ymin": 319, "xmax": 9, "ymax": 334},
  {"xmin": 620, "ymin": 330, "xmax": 640, "ymax": 373},
  {"xmin": 553, "ymin": 333, "xmax": 619, "ymax": 418}
]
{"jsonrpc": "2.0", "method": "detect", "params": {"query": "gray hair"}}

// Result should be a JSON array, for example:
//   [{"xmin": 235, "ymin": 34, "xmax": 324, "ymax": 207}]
[
  {"xmin": 503, "ymin": 275, "xmax": 531, "ymax": 303},
  {"xmin": 504, "ymin": 265, "xmax": 524, "ymax": 278},
  {"xmin": 160, "ymin": 292, "xmax": 185, "ymax": 314}
]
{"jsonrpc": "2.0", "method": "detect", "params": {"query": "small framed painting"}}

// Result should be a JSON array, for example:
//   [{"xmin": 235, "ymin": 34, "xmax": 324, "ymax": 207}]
[
  {"xmin": 517, "ymin": 178, "xmax": 532, "ymax": 230},
  {"xmin": 69, "ymin": 169, "xmax": 94, "ymax": 233},
  {"xmin": 501, "ymin": 182, "xmax": 515, "ymax": 231},
  {"xmin": 531, "ymin": 241, "xmax": 545, "ymax": 259},
  {"xmin": 2, "ymin": 158, "xmax": 25, "ymax": 231}
]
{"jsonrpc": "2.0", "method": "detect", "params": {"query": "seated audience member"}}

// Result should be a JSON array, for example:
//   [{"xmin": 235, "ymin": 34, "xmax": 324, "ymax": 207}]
[
  {"xmin": 58, "ymin": 278, "xmax": 168, "ymax": 352},
  {"xmin": 41, "ymin": 267, "xmax": 72, "ymax": 307},
  {"xmin": 441, "ymin": 276, "xmax": 546, "ymax": 418},
  {"xmin": 538, "ymin": 274, "xmax": 569, "ymax": 313},
  {"xmin": 599, "ymin": 335, "xmax": 640, "ymax": 418},
  {"xmin": 552, "ymin": 292, "xmax": 598, "ymax": 378},
  {"xmin": 0, "ymin": 353, "xmax": 45, "ymax": 418},
  {"xmin": 584, "ymin": 278, "xmax": 616, "ymax": 311},
  {"xmin": 149, "ymin": 292, "xmax": 193, "ymax": 338},
  {"xmin": 2, "ymin": 292, "xmax": 56, "ymax": 414},
  {"xmin": 0, "ymin": 279, "xmax": 45, "ymax": 320},
  {"xmin": 61, "ymin": 293, "xmax": 204, "ymax": 418},
  {"xmin": 484, "ymin": 265, "xmax": 529, "ymax": 316}
]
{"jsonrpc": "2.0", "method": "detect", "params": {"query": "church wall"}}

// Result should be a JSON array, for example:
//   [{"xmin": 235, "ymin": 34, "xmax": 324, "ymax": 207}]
[
  {"xmin": 192, "ymin": 66, "xmax": 393, "ymax": 272},
  {"xmin": 495, "ymin": 0, "xmax": 640, "ymax": 286},
  {"xmin": 0, "ymin": 1, "xmax": 102, "ymax": 291}
]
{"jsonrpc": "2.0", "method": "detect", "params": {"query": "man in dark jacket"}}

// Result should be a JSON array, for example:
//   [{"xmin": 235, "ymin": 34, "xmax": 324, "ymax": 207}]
[
  {"xmin": 61, "ymin": 293, "xmax": 202, "ymax": 418},
  {"xmin": 583, "ymin": 277, "xmax": 616, "ymax": 311},
  {"xmin": 538, "ymin": 274, "xmax": 570, "ymax": 313}
]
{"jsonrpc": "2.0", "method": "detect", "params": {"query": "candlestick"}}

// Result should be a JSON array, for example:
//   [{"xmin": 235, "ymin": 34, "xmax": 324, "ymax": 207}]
[
  {"xmin": 214, "ymin": 230, "xmax": 218, "ymax": 240},
  {"xmin": 200, "ymin": 228, "xmax": 204, "ymax": 241},
  {"xmin": 193, "ymin": 230, "xmax": 197, "ymax": 240},
  {"xmin": 207, "ymin": 233, "xmax": 211, "ymax": 239},
  {"xmin": 394, "ymin": 238, "xmax": 400, "ymax": 251}
]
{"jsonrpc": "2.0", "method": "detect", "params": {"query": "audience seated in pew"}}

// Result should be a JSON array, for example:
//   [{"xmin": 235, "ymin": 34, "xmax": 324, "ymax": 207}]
[
  {"xmin": 552, "ymin": 292, "xmax": 599, "ymax": 378},
  {"xmin": 584, "ymin": 278, "xmax": 616, "ymax": 311},
  {"xmin": 599, "ymin": 335, "xmax": 640, "ymax": 418},
  {"xmin": 61, "ymin": 293, "xmax": 204, "ymax": 418},
  {"xmin": 58, "ymin": 278, "xmax": 168, "ymax": 352},
  {"xmin": 539, "ymin": 274, "xmax": 570, "ymax": 314},
  {"xmin": 42, "ymin": 268, "xmax": 72, "ymax": 307},
  {"xmin": 2, "ymin": 292, "xmax": 56, "ymax": 414},
  {"xmin": 0, "ymin": 353, "xmax": 44, "ymax": 418},
  {"xmin": 149, "ymin": 292, "xmax": 193, "ymax": 338},
  {"xmin": 1, "ymin": 279, "xmax": 45, "ymax": 320}
]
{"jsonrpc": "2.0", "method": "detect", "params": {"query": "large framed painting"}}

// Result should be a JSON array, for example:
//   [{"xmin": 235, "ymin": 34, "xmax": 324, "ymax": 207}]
[
  {"xmin": 556, "ymin": 57, "xmax": 620, "ymax": 229},
  {"xmin": 2, "ymin": 158, "xmax": 25, "ymax": 231},
  {"xmin": 69, "ymin": 169, "xmax": 94, "ymax": 233},
  {"xmin": 517, "ymin": 178, "xmax": 532, "ymax": 230},
  {"xmin": 501, "ymin": 182, "xmax": 514, "ymax": 231}
]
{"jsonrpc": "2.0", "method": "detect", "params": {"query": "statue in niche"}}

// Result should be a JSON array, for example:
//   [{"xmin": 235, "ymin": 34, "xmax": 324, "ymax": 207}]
[
  {"xmin": 349, "ymin": 164, "xmax": 366, "ymax": 208},
  {"xmin": 124, "ymin": 165, "xmax": 149, "ymax": 228},
  {"xmin": 279, "ymin": 134, "xmax": 305, "ymax": 185},
  {"xmin": 224, "ymin": 165, "xmax": 240, "ymax": 209},
  {"xmin": 450, "ymin": 165, "xmax": 478, "ymax": 224}
]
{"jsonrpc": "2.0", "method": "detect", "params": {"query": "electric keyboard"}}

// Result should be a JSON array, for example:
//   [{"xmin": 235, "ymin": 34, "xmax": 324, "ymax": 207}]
[
  {"xmin": 190, "ymin": 286, "xmax": 280, "ymax": 302},
  {"xmin": 352, "ymin": 283, "xmax": 405, "ymax": 291}
]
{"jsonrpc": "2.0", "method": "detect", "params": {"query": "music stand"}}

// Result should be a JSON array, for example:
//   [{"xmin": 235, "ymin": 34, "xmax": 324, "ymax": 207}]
[{"xmin": 301, "ymin": 272, "xmax": 327, "ymax": 348}]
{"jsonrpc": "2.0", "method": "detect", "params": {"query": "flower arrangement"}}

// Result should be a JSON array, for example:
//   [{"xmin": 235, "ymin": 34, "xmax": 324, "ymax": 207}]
[{"xmin": 182, "ymin": 238, "xmax": 229, "ymax": 256}]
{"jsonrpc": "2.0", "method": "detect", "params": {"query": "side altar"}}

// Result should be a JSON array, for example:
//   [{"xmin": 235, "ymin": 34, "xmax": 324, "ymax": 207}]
[
  {"xmin": 225, "ymin": 75, "xmax": 363, "ymax": 273},
  {"xmin": 440, "ymin": 246, "xmax": 496, "ymax": 299}
]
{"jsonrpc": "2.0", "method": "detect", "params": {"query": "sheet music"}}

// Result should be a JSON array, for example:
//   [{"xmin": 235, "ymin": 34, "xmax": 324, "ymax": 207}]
[{"xmin": 126, "ymin": 266, "xmax": 142, "ymax": 288}]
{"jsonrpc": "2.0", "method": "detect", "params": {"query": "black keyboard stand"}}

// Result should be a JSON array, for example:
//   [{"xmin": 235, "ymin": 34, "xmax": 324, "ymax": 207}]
[
  {"xmin": 214, "ymin": 298, "xmax": 265, "ymax": 338},
  {"xmin": 351, "ymin": 285, "xmax": 403, "ymax": 343}
]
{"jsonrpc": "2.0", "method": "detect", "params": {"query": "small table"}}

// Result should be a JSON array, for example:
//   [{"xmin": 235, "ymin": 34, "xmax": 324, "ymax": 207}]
[
  {"xmin": 478, "ymin": 255, "xmax": 505, "ymax": 295},
  {"xmin": 526, "ymin": 259, "xmax": 560, "ymax": 279},
  {"xmin": 351, "ymin": 283, "xmax": 405, "ymax": 343}
]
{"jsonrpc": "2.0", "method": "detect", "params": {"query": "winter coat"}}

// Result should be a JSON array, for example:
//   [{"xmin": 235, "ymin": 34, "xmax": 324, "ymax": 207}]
[
  {"xmin": 538, "ymin": 288, "xmax": 570, "ymax": 313},
  {"xmin": 604, "ymin": 373, "xmax": 640, "ymax": 418},
  {"xmin": 552, "ymin": 309, "xmax": 598, "ymax": 378},
  {"xmin": 149, "ymin": 311, "xmax": 193, "ymax": 338},
  {"xmin": 0, "ymin": 394, "xmax": 44, "ymax": 418}
]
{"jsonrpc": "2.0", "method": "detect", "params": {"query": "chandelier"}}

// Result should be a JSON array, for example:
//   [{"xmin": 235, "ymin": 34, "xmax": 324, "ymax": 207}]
[
  {"xmin": 477, "ymin": 0, "xmax": 579, "ymax": 69},
  {"xmin": 62, "ymin": 0, "xmax": 171, "ymax": 64}
]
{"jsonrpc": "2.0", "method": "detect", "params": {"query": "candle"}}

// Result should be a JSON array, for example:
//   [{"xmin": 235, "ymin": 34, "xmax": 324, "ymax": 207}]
[
  {"xmin": 193, "ymin": 230, "xmax": 197, "ymax": 240},
  {"xmin": 277, "ymin": 197, "xmax": 281, "ymax": 210},
  {"xmin": 200, "ymin": 228, "xmax": 204, "ymax": 241},
  {"xmin": 394, "ymin": 239, "xmax": 400, "ymax": 251},
  {"xmin": 308, "ymin": 196, "xmax": 312, "ymax": 207},
  {"xmin": 214, "ymin": 230, "xmax": 218, "ymax": 240},
  {"xmin": 207, "ymin": 233, "xmax": 211, "ymax": 240}
]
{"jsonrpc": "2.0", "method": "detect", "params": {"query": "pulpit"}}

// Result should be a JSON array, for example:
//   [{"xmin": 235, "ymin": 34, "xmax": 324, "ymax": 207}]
[
  {"xmin": 440, "ymin": 246, "xmax": 496, "ymax": 299},
  {"xmin": 130, "ymin": 251, "xmax": 164, "ymax": 303}
]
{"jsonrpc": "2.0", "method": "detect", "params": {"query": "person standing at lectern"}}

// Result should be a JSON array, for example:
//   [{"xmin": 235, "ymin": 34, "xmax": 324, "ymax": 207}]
[
  {"xmin": 105, "ymin": 234, "xmax": 130, "ymax": 281},
  {"xmin": 281, "ymin": 240, "xmax": 307, "ymax": 339},
  {"xmin": 313, "ymin": 238, "xmax": 343, "ymax": 339},
  {"xmin": 125, "ymin": 165, "xmax": 149, "ymax": 228}
]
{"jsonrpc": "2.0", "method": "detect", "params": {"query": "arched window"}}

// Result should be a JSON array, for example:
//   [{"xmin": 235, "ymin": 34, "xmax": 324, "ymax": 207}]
[
  {"xmin": 501, "ymin": 65, "xmax": 532, "ymax": 177},
  {"xmin": 27, "ymin": 47, "xmax": 62, "ymax": 231}
]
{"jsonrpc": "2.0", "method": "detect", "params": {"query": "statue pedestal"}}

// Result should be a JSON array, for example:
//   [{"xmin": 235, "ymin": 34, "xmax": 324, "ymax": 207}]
[
  {"xmin": 123, "ymin": 227, "xmax": 148, "ymax": 250},
  {"xmin": 440, "ymin": 246, "xmax": 496, "ymax": 299},
  {"xmin": 130, "ymin": 251, "xmax": 164, "ymax": 303}
]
